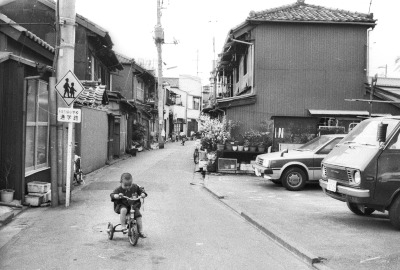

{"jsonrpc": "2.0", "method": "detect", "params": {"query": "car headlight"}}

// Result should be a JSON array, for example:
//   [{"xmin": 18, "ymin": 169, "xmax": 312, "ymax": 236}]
[
  {"xmin": 321, "ymin": 165, "xmax": 326, "ymax": 178},
  {"xmin": 354, "ymin": 171, "xmax": 361, "ymax": 185},
  {"xmin": 263, "ymin": 160, "xmax": 271, "ymax": 168}
]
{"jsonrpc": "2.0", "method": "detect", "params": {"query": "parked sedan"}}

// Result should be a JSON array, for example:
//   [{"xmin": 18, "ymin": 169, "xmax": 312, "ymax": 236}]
[{"xmin": 253, "ymin": 134, "xmax": 345, "ymax": 191}]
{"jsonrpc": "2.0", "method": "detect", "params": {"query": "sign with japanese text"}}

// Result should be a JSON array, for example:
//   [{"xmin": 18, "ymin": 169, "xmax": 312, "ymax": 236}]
[
  {"xmin": 55, "ymin": 70, "xmax": 84, "ymax": 106},
  {"xmin": 57, "ymin": 108, "xmax": 81, "ymax": 123}
]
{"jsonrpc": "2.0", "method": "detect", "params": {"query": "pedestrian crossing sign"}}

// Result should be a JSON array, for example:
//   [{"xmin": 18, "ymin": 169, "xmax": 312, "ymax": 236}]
[{"xmin": 55, "ymin": 70, "xmax": 84, "ymax": 106}]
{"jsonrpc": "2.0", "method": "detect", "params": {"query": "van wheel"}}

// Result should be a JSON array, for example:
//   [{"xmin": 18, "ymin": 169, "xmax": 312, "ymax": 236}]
[
  {"xmin": 346, "ymin": 202, "xmax": 375, "ymax": 216},
  {"xmin": 281, "ymin": 167, "xmax": 307, "ymax": 191},
  {"xmin": 389, "ymin": 196, "xmax": 400, "ymax": 229}
]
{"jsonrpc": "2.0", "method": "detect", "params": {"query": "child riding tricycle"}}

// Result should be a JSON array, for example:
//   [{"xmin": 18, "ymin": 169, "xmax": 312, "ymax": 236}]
[{"xmin": 107, "ymin": 173, "xmax": 147, "ymax": 246}]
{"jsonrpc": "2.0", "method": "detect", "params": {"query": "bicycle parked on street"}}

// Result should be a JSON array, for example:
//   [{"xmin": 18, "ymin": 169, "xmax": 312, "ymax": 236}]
[
  {"xmin": 73, "ymin": 154, "xmax": 83, "ymax": 185},
  {"xmin": 107, "ymin": 196, "xmax": 143, "ymax": 246}
]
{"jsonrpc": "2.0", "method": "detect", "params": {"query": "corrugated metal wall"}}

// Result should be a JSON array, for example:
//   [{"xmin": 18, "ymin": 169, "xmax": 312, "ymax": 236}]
[{"xmin": 78, "ymin": 107, "xmax": 108, "ymax": 174}]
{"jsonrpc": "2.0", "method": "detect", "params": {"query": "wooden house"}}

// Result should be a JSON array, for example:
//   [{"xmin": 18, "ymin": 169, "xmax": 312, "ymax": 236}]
[
  {"xmin": 0, "ymin": 0, "xmax": 127, "ymax": 178},
  {"xmin": 113, "ymin": 53, "xmax": 157, "ymax": 148},
  {"xmin": 0, "ymin": 13, "xmax": 54, "ymax": 200},
  {"xmin": 211, "ymin": 0, "xmax": 400, "ymax": 149}
]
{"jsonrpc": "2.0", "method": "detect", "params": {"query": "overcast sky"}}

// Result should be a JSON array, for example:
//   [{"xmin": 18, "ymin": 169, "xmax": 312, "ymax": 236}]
[{"xmin": 75, "ymin": 0, "xmax": 400, "ymax": 84}]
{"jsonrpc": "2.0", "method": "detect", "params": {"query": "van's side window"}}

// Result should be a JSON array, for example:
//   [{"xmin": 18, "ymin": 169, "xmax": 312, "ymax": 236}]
[{"xmin": 388, "ymin": 132, "xmax": 400, "ymax": 150}]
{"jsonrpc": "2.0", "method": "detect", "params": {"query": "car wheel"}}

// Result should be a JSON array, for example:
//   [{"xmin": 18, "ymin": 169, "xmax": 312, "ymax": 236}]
[
  {"xmin": 271, "ymin": 180, "xmax": 282, "ymax": 186},
  {"xmin": 346, "ymin": 201, "xmax": 375, "ymax": 216},
  {"xmin": 389, "ymin": 196, "xmax": 400, "ymax": 229},
  {"xmin": 281, "ymin": 167, "xmax": 307, "ymax": 191}
]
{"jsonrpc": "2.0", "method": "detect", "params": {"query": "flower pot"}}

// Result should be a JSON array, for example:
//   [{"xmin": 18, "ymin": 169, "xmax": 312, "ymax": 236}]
[
  {"xmin": 238, "ymin": 145, "xmax": 244, "ymax": 151},
  {"xmin": 217, "ymin": 144, "xmax": 225, "ymax": 151},
  {"xmin": 244, "ymin": 146, "xmax": 249, "ymax": 151},
  {"xmin": 232, "ymin": 146, "xmax": 238, "ymax": 151},
  {"xmin": 0, "ymin": 189, "xmax": 14, "ymax": 203},
  {"xmin": 226, "ymin": 144, "xmax": 233, "ymax": 151},
  {"xmin": 249, "ymin": 146, "xmax": 257, "ymax": 152},
  {"xmin": 258, "ymin": 147, "xmax": 266, "ymax": 153}
]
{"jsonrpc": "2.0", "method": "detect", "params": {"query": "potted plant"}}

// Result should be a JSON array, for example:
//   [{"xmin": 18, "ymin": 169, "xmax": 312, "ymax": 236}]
[
  {"xmin": 232, "ymin": 141, "xmax": 238, "ymax": 151},
  {"xmin": 225, "ymin": 139, "xmax": 233, "ymax": 151},
  {"xmin": 0, "ymin": 159, "xmax": 14, "ymax": 203},
  {"xmin": 249, "ymin": 143, "xmax": 258, "ymax": 152},
  {"xmin": 237, "ymin": 135, "xmax": 245, "ymax": 151},
  {"xmin": 244, "ymin": 140, "xmax": 250, "ymax": 151},
  {"xmin": 258, "ymin": 142, "xmax": 266, "ymax": 153}
]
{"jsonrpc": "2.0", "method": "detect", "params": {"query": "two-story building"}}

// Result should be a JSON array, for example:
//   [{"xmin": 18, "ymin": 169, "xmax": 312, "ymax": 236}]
[
  {"xmin": 210, "ymin": 0, "xmax": 400, "ymax": 149},
  {"xmin": 0, "ymin": 13, "xmax": 54, "ymax": 201},
  {"xmin": 164, "ymin": 75, "xmax": 202, "ymax": 138},
  {"xmin": 0, "ymin": 0, "xmax": 125, "ymax": 175},
  {"xmin": 112, "ymin": 53, "xmax": 157, "ymax": 148}
]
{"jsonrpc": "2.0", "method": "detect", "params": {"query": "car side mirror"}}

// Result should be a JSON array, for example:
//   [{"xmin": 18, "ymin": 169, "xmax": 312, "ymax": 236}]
[{"xmin": 377, "ymin": 123, "xmax": 388, "ymax": 143}]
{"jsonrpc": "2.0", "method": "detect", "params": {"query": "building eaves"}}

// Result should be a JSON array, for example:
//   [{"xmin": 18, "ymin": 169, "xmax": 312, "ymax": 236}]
[{"xmin": 0, "ymin": 13, "xmax": 55, "ymax": 53}]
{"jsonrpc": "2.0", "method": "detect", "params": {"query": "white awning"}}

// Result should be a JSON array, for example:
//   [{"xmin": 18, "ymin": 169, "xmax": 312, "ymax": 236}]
[{"xmin": 308, "ymin": 109, "xmax": 370, "ymax": 116}]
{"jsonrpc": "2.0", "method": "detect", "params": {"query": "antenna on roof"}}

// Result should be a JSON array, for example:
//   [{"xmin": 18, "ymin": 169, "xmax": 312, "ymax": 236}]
[{"xmin": 368, "ymin": 0, "xmax": 373, "ymax": 13}]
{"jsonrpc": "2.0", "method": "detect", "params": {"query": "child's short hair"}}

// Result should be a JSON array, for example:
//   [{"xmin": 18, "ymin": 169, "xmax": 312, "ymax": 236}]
[{"xmin": 120, "ymin": 172, "xmax": 133, "ymax": 183}]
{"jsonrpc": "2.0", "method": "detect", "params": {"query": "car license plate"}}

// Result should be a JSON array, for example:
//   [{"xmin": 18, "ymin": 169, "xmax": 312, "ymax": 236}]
[
  {"xmin": 255, "ymin": 168, "xmax": 261, "ymax": 177},
  {"xmin": 327, "ymin": 179, "xmax": 337, "ymax": 192}
]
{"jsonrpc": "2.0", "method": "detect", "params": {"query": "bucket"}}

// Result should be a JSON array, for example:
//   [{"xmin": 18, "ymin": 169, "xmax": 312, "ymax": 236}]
[{"xmin": 0, "ymin": 189, "xmax": 14, "ymax": 203}]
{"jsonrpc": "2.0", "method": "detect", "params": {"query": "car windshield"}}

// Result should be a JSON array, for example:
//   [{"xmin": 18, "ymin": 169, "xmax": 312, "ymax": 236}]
[
  {"xmin": 296, "ymin": 136, "xmax": 331, "ymax": 151},
  {"xmin": 340, "ymin": 119, "xmax": 400, "ymax": 147}
]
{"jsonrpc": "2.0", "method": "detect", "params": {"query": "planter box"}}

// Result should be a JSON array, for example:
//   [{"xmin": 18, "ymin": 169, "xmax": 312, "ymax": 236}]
[
  {"xmin": 27, "ymin": 181, "xmax": 51, "ymax": 193},
  {"xmin": 25, "ymin": 194, "xmax": 44, "ymax": 206},
  {"xmin": 218, "ymin": 158, "xmax": 237, "ymax": 172}
]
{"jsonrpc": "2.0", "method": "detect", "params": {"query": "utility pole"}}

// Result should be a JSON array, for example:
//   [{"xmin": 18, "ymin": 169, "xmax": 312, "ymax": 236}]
[
  {"xmin": 155, "ymin": 0, "xmax": 165, "ymax": 148},
  {"xmin": 56, "ymin": 0, "xmax": 76, "ymax": 206}
]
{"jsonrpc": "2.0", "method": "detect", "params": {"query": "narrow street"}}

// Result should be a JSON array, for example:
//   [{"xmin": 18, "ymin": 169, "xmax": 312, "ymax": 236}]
[{"xmin": 0, "ymin": 141, "xmax": 309, "ymax": 270}]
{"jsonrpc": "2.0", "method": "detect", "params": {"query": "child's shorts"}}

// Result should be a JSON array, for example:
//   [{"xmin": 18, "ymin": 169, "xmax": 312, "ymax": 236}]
[{"xmin": 114, "ymin": 204, "xmax": 142, "ymax": 218}]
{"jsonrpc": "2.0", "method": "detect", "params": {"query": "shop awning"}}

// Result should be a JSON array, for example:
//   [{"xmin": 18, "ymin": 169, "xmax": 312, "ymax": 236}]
[
  {"xmin": 308, "ymin": 109, "xmax": 371, "ymax": 116},
  {"xmin": 217, "ymin": 94, "xmax": 256, "ymax": 109}
]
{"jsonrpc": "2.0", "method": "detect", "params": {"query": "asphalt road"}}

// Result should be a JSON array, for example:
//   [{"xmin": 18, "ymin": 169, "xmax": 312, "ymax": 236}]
[
  {"xmin": 206, "ymin": 173, "xmax": 400, "ymax": 270},
  {"xmin": 0, "ymin": 141, "xmax": 309, "ymax": 270}
]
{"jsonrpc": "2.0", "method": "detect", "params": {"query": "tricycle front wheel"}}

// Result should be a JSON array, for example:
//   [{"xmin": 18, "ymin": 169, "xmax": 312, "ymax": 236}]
[{"xmin": 128, "ymin": 222, "xmax": 139, "ymax": 246}]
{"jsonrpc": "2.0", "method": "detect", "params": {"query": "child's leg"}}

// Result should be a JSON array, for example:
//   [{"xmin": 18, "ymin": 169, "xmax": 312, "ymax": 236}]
[
  {"xmin": 136, "ymin": 217, "xmax": 147, "ymax": 237},
  {"xmin": 120, "ymin": 207, "xmax": 128, "ymax": 229}
]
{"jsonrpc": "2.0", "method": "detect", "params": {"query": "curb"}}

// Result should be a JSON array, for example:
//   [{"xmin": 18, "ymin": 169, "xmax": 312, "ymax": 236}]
[
  {"xmin": 0, "ymin": 212, "xmax": 14, "ymax": 226},
  {"xmin": 203, "ymin": 183, "xmax": 331, "ymax": 270},
  {"xmin": 0, "ymin": 206, "xmax": 28, "ymax": 229}
]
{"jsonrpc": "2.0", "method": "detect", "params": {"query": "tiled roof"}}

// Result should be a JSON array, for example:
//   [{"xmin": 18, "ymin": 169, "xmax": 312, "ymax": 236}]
[
  {"xmin": 115, "ymin": 53, "xmax": 134, "ymax": 65},
  {"xmin": 248, "ymin": 1, "xmax": 375, "ymax": 24},
  {"xmin": 0, "ymin": 13, "xmax": 55, "ymax": 53},
  {"xmin": 76, "ymin": 82, "xmax": 107, "ymax": 106}
]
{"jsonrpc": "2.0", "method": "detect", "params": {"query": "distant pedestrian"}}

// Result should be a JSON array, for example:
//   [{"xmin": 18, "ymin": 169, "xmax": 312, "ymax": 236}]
[{"xmin": 180, "ymin": 130, "xmax": 186, "ymax": 146}]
